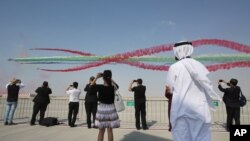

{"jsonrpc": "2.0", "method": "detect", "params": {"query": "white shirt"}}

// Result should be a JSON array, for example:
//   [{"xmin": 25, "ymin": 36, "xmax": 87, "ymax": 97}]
[{"xmin": 66, "ymin": 88, "xmax": 81, "ymax": 102}]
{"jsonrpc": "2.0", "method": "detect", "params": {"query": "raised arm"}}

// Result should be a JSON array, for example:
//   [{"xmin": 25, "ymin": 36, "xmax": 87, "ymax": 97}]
[
  {"xmin": 5, "ymin": 82, "xmax": 11, "ymax": 88},
  {"xmin": 90, "ymin": 73, "xmax": 102, "ymax": 86},
  {"xmin": 128, "ymin": 81, "xmax": 134, "ymax": 92},
  {"xmin": 218, "ymin": 81, "xmax": 226, "ymax": 93},
  {"xmin": 18, "ymin": 83, "xmax": 25, "ymax": 89},
  {"xmin": 112, "ymin": 79, "xmax": 119, "ymax": 89}
]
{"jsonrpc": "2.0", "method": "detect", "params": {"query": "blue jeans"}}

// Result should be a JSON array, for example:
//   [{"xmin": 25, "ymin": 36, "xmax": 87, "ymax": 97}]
[{"xmin": 4, "ymin": 101, "xmax": 18, "ymax": 123}]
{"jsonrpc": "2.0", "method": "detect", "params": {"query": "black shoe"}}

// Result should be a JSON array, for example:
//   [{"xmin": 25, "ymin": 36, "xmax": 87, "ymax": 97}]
[
  {"xmin": 136, "ymin": 127, "xmax": 141, "ymax": 130},
  {"xmin": 70, "ymin": 124, "xmax": 77, "ymax": 128},
  {"xmin": 168, "ymin": 127, "xmax": 172, "ymax": 132},
  {"xmin": 8, "ymin": 122, "xmax": 17, "ymax": 125},
  {"xmin": 143, "ymin": 127, "xmax": 148, "ymax": 130},
  {"xmin": 4, "ymin": 122, "xmax": 8, "ymax": 125},
  {"xmin": 30, "ymin": 123, "xmax": 35, "ymax": 126}
]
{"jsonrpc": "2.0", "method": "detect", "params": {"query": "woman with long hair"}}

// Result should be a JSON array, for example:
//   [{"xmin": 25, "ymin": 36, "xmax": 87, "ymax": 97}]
[{"xmin": 90, "ymin": 70, "xmax": 120, "ymax": 141}]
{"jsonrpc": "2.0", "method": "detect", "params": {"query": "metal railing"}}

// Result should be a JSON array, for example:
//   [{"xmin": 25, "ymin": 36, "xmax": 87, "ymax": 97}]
[{"xmin": 0, "ymin": 96, "xmax": 250, "ymax": 125}]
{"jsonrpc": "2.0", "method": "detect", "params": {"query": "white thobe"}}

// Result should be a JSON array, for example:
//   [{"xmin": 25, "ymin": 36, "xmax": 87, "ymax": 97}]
[{"xmin": 166, "ymin": 58, "xmax": 220, "ymax": 141}]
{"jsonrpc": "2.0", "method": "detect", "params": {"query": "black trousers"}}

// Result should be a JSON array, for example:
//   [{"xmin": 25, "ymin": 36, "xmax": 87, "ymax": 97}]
[
  {"xmin": 135, "ymin": 102, "xmax": 147, "ymax": 129},
  {"xmin": 30, "ymin": 102, "xmax": 48, "ymax": 124},
  {"xmin": 85, "ymin": 102, "xmax": 97, "ymax": 128},
  {"xmin": 226, "ymin": 106, "xmax": 240, "ymax": 131},
  {"xmin": 68, "ymin": 102, "xmax": 79, "ymax": 126}
]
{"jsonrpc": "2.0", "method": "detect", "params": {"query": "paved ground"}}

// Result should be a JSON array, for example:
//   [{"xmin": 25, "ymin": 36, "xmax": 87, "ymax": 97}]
[{"xmin": 0, "ymin": 119, "xmax": 229, "ymax": 141}]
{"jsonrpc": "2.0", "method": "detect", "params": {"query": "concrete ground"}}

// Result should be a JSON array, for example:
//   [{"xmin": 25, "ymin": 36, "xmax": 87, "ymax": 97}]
[{"xmin": 0, "ymin": 120, "xmax": 229, "ymax": 141}]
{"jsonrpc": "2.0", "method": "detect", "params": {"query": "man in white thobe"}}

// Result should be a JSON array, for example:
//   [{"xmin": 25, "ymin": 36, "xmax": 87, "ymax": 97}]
[{"xmin": 165, "ymin": 41, "xmax": 221, "ymax": 141}]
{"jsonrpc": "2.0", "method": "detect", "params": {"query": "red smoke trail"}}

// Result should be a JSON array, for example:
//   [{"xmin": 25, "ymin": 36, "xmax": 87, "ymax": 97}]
[
  {"xmin": 38, "ymin": 61, "xmax": 250, "ymax": 72},
  {"xmin": 192, "ymin": 39, "xmax": 250, "ymax": 53},
  {"xmin": 36, "ymin": 44, "xmax": 173, "ymax": 72},
  {"xmin": 31, "ymin": 48, "xmax": 94, "ymax": 56},
  {"xmin": 38, "ymin": 60, "xmax": 108, "ymax": 72},
  {"xmin": 121, "ymin": 61, "xmax": 250, "ymax": 72},
  {"xmin": 32, "ymin": 39, "xmax": 250, "ymax": 72},
  {"xmin": 206, "ymin": 61, "xmax": 250, "ymax": 72},
  {"xmin": 121, "ymin": 61, "xmax": 169, "ymax": 71}
]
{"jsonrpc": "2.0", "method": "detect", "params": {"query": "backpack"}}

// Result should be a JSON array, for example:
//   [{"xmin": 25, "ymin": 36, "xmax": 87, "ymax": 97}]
[
  {"xmin": 239, "ymin": 91, "xmax": 247, "ymax": 107},
  {"xmin": 40, "ymin": 117, "xmax": 58, "ymax": 127}
]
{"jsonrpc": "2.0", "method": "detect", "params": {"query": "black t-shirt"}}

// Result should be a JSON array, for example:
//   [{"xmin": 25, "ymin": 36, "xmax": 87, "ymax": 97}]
[
  {"xmin": 91, "ymin": 84, "xmax": 118, "ymax": 104},
  {"xmin": 7, "ymin": 84, "xmax": 20, "ymax": 102},
  {"xmin": 131, "ymin": 85, "xmax": 146, "ymax": 103},
  {"xmin": 84, "ymin": 84, "xmax": 98, "ymax": 102}
]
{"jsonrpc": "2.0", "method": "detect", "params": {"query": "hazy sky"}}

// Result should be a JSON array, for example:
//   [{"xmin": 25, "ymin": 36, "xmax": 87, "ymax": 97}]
[{"xmin": 1, "ymin": 0, "xmax": 250, "ymax": 97}]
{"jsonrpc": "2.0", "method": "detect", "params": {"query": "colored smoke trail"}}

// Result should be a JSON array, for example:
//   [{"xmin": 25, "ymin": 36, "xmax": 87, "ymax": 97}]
[
  {"xmin": 31, "ymin": 48, "xmax": 94, "ymax": 56},
  {"xmin": 11, "ymin": 39, "xmax": 250, "ymax": 72},
  {"xmin": 192, "ymin": 39, "xmax": 250, "ymax": 53},
  {"xmin": 207, "ymin": 61, "xmax": 250, "ymax": 72},
  {"xmin": 12, "ymin": 54, "xmax": 250, "ymax": 63},
  {"xmin": 37, "ymin": 61, "xmax": 250, "ymax": 72}
]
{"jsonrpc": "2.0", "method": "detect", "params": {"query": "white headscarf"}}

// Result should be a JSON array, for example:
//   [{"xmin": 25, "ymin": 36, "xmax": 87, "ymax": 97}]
[{"xmin": 173, "ymin": 42, "xmax": 194, "ymax": 60}]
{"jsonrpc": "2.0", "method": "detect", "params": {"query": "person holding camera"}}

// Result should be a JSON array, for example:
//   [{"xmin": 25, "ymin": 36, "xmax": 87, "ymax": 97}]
[
  {"xmin": 4, "ymin": 78, "xmax": 24, "ymax": 125},
  {"xmin": 84, "ymin": 76, "xmax": 98, "ymax": 128},
  {"xmin": 90, "ymin": 70, "xmax": 120, "ymax": 141},
  {"xmin": 30, "ymin": 81, "xmax": 52, "ymax": 125},
  {"xmin": 218, "ymin": 78, "xmax": 241, "ymax": 131},
  {"xmin": 66, "ymin": 82, "xmax": 81, "ymax": 127},
  {"xmin": 128, "ymin": 78, "xmax": 148, "ymax": 130}
]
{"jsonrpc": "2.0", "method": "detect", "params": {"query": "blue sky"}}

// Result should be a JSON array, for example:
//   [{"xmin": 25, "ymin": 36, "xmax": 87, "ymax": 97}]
[{"xmin": 0, "ymin": 0, "xmax": 250, "ymax": 97}]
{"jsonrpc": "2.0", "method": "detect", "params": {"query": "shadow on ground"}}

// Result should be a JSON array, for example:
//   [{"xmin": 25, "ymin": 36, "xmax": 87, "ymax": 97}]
[{"xmin": 120, "ymin": 131, "xmax": 171, "ymax": 141}]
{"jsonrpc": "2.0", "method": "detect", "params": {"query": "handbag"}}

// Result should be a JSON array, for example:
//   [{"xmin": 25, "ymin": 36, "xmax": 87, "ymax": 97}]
[
  {"xmin": 113, "ymin": 84, "xmax": 125, "ymax": 112},
  {"xmin": 239, "ymin": 90, "xmax": 247, "ymax": 107},
  {"xmin": 114, "ymin": 91, "xmax": 125, "ymax": 112},
  {"xmin": 40, "ymin": 117, "xmax": 58, "ymax": 127}
]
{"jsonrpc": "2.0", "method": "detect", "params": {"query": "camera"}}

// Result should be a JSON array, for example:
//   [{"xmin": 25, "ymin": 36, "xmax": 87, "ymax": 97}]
[
  {"xmin": 16, "ymin": 79, "xmax": 21, "ymax": 83},
  {"xmin": 133, "ymin": 80, "xmax": 137, "ymax": 82},
  {"xmin": 219, "ymin": 79, "xmax": 224, "ymax": 82},
  {"xmin": 100, "ymin": 73, "xmax": 103, "ymax": 77}
]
